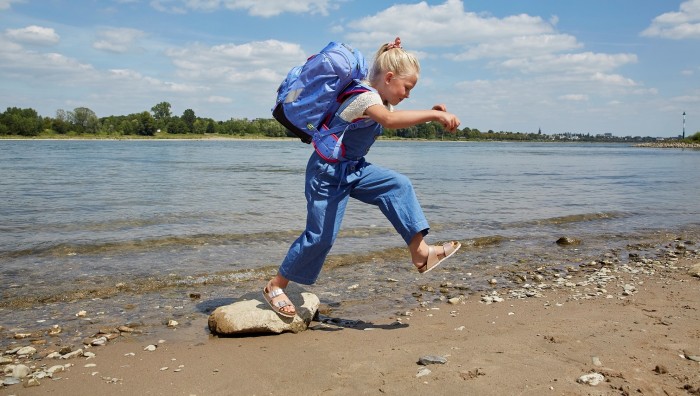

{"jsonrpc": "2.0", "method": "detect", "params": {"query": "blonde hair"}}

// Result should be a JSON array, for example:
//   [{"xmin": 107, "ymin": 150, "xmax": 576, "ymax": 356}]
[{"xmin": 369, "ymin": 39, "xmax": 420, "ymax": 85}]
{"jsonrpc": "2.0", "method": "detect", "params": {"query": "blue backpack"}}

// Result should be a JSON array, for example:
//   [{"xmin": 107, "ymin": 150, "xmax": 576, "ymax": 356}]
[{"xmin": 272, "ymin": 42, "xmax": 371, "ymax": 161}]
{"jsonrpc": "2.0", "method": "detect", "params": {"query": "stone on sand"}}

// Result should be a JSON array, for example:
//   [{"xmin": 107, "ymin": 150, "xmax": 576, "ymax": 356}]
[{"xmin": 208, "ymin": 292, "xmax": 319, "ymax": 335}]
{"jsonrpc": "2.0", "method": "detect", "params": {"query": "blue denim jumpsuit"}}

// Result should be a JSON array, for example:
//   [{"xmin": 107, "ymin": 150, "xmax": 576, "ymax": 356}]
[{"xmin": 278, "ymin": 99, "xmax": 430, "ymax": 285}]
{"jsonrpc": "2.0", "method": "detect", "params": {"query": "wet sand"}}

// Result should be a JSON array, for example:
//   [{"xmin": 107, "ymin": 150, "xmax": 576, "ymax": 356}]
[{"xmin": 3, "ymin": 233, "xmax": 700, "ymax": 395}]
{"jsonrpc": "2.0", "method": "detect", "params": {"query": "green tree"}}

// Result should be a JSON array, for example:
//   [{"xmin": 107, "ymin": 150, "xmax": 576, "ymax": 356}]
[
  {"xmin": 0, "ymin": 107, "xmax": 43, "ymax": 136},
  {"xmin": 135, "ymin": 111, "xmax": 156, "ymax": 136},
  {"xmin": 167, "ymin": 117, "xmax": 188, "ymax": 134},
  {"xmin": 69, "ymin": 107, "xmax": 99, "ymax": 134},
  {"xmin": 151, "ymin": 102, "xmax": 172, "ymax": 121},
  {"xmin": 182, "ymin": 109, "xmax": 196, "ymax": 133},
  {"xmin": 206, "ymin": 119, "xmax": 216, "ymax": 134},
  {"xmin": 151, "ymin": 102, "xmax": 172, "ymax": 131}
]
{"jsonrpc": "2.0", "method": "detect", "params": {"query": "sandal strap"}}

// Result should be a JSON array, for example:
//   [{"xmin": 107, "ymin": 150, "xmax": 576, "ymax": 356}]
[
  {"xmin": 275, "ymin": 300, "xmax": 291, "ymax": 308},
  {"xmin": 267, "ymin": 287, "xmax": 285, "ymax": 298},
  {"xmin": 443, "ymin": 241, "xmax": 456, "ymax": 256}
]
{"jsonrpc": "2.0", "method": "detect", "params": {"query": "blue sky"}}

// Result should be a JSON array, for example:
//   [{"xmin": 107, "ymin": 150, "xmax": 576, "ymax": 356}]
[{"xmin": 1, "ymin": 0, "xmax": 698, "ymax": 137}]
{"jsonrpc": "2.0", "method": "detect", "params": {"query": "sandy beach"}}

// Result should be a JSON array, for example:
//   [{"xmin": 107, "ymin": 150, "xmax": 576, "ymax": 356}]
[{"xmin": 3, "ymin": 235, "xmax": 699, "ymax": 396}]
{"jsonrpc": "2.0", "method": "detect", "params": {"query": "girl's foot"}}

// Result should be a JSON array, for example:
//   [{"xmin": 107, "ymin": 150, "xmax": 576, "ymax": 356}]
[
  {"xmin": 263, "ymin": 280, "xmax": 296, "ymax": 318},
  {"xmin": 413, "ymin": 241, "xmax": 461, "ymax": 273}
]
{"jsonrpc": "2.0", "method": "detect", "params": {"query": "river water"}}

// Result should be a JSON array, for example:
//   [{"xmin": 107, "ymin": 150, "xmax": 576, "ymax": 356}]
[{"xmin": 1, "ymin": 140, "xmax": 699, "ymax": 341}]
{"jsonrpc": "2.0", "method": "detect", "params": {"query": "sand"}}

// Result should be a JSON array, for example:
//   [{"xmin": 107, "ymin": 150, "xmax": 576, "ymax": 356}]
[{"xmin": 4, "ymin": 251, "xmax": 700, "ymax": 396}]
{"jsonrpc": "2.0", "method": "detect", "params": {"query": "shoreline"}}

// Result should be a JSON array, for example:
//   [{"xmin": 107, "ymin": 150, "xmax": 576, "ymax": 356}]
[
  {"xmin": 3, "ymin": 135, "xmax": 699, "ymax": 147},
  {"xmin": 2, "ymin": 232, "xmax": 699, "ymax": 394}
]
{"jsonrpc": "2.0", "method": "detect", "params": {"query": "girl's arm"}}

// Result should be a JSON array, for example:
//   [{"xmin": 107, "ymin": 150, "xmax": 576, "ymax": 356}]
[{"xmin": 365, "ymin": 104, "xmax": 461, "ymax": 132}]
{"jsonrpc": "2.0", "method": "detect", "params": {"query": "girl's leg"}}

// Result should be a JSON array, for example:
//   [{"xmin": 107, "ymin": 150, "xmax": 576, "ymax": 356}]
[
  {"xmin": 278, "ymin": 165, "xmax": 351, "ymax": 285},
  {"xmin": 351, "ymin": 163, "xmax": 456, "ymax": 269},
  {"xmin": 266, "ymin": 155, "xmax": 350, "ymax": 314},
  {"xmin": 350, "ymin": 163, "xmax": 429, "ymax": 244}
]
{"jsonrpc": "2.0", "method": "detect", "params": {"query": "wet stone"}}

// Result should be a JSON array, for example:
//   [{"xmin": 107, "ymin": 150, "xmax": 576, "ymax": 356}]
[{"xmin": 418, "ymin": 355, "xmax": 447, "ymax": 365}]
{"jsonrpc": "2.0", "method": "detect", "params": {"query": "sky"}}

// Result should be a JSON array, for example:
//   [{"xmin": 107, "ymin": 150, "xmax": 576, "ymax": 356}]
[{"xmin": 1, "ymin": 0, "xmax": 699, "ymax": 138}]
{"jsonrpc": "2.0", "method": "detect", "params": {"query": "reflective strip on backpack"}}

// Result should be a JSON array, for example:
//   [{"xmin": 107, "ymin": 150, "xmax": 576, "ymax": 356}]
[{"xmin": 284, "ymin": 88, "xmax": 303, "ymax": 104}]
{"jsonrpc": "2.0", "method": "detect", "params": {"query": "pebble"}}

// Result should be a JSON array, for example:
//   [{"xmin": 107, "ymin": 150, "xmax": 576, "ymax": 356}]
[
  {"xmin": 481, "ymin": 295, "xmax": 504, "ymax": 304},
  {"xmin": 688, "ymin": 264, "xmax": 700, "ymax": 278},
  {"xmin": 61, "ymin": 349, "xmax": 84, "ymax": 359},
  {"xmin": 16, "ymin": 346, "xmax": 36, "ymax": 356},
  {"xmin": 416, "ymin": 367, "xmax": 432, "ymax": 378},
  {"xmin": 577, "ymin": 373, "xmax": 605, "ymax": 386},
  {"xmin": 24, "ymin": 378, "xmax": 41, "ymax": 387},
  {"xmin": 12, "ymin": 364, "xmax": 31, "ymax": 378},
  {"xmin": 47, "ymin": 365, "xmax": 66, "ymax": 374},
  {"xmin": 591, "ymin": 356, "xmax": 603, "ymax": 367},
  {"xmin": 144, "ymin": 345, "xmax": 157, "ymax": 352},
  {"xmin": 167, "ymin": 320, "xmax": 179, "ymax": 327},
  {"xmin": 3, "ymin": 377, "xmax": 21, "ymax": 386},
  {"xmin": 683, "ymin": 350, "xmax": 700, "ymax": 362},
  {"xmin": 418, "ymin": 355, "xmax": 447, "ymax": 365}
]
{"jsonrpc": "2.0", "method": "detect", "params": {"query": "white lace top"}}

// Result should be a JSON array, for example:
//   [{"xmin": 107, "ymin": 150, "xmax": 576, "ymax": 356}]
[{"xmin": 338, "ymin": 91, "xmax": 393, "ymax": 122}]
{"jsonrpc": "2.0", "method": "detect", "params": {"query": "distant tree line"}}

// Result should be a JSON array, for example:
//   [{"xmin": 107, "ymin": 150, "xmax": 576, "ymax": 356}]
[{"xmin": 1, "ymin": 103, "xmax": 696, "ymax": 142}]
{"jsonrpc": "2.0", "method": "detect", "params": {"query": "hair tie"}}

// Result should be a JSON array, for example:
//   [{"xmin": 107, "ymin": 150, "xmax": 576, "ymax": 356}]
[{"xmin": 386, "ymin": 37, "xmax": 402, "ymax": 50}]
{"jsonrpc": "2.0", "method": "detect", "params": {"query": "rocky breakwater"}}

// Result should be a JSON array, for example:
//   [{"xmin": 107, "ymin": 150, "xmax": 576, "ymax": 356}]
[{"xmin": 634, "ymin": 141, "xmax": 700, "ymax": 149}]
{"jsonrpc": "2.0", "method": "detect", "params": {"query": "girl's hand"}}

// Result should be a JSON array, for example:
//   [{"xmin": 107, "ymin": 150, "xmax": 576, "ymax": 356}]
[{"xmin": 435, "ymin": 110, "xmax": 460, "ymax": 132}]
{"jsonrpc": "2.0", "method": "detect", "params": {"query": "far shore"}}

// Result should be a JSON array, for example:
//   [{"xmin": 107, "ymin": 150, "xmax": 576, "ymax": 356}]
[{"xmin": 3, "ymin": 134, "xmax": 699, "ymax": 147}]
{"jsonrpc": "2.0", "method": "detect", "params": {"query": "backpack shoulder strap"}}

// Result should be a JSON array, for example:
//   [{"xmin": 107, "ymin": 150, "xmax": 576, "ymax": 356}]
[{"xmin": 337, "ymin": 80, "xmax": 372, "ymax": 104}]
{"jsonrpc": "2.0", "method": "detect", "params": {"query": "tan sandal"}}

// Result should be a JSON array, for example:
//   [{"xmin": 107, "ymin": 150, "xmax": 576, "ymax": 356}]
[
  {"xmin": 263, "ymin": 283, "xmax": 296, "ymax": 318},
  {"xmin": 417, "ymin": 241, "xmax": 461, "ymax": 274}
]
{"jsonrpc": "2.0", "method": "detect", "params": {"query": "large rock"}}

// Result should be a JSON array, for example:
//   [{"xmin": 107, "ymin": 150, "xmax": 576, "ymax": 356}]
[
  {"xmin": 688, "ymin": 263, "xmax": 700, "ymax": 278},
  {"xmin": 208, "ymin": 292, "xmax": 319, "ymax": 335}
]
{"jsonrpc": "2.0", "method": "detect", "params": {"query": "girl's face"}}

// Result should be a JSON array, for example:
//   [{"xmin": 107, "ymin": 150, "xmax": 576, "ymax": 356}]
[{"xmin": 379, "ymin": 72, "xmax": 418, "ymax": 106}]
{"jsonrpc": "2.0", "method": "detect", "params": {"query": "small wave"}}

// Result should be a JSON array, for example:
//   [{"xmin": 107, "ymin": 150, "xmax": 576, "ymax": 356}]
[
  {"xmin": 512, "ymin": 212, "xmax": 626, "ymax": 227},
  {"xmin": 0, "ymin": 266, "xmax": 277, "ymax": 310},
  {"xmin": 0, "ymin": 226, "xmax": 399, "ymax": 259}
]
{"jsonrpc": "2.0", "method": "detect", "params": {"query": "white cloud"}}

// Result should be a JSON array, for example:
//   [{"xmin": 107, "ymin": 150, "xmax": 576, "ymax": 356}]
[
  {"xmin": 559, "ymin": 94, "xmax": 588, "ymax": 102},
  {"xmin": 0, "ymin": 0, "xmax": 24, "ymax": 10},
  {"xmin": 108, "ymin": 68, "xmax": 202, "ymax": 92},
  {"xmin": 5, "ymin": 25, "xmax": 60, "ymax": 46},
  {"xmin": 345, "ymin": 0, "xmax": 557, "ymax": 49},
  {"xmin": 207, "ymin": 95, "xmax": 233, "ymax": 103},
  {"xmin": 93, "ymin": 27, "xmax": 146, "ymax": 53},
  {"xmin": 449, "ymin": 34, "xmax": 581, "ymax": 61},
  {"xmin": 151, "ymin": 0, "xmax": 331, "ymax": 17},
  {"xmin": 590, "ymin": 72, "xmax": 636, "ymax": 87},
  {"xmin": 499, "ymin": 52, "xmax": 638, "ymax": 76},
  {"xmin": 0, "ymin": 36, "xmax": 93, "ymax": 78},
  {"xmin": 150, "ymin": 0, "xmax": 187, "ymax": 14},
  {"xmin": 165, "ymin": 39, "xmax": 306, "ymax": 84},
  {"xmin": 641, "ymin": 0, "xmax": 700, "ymax": 39}
]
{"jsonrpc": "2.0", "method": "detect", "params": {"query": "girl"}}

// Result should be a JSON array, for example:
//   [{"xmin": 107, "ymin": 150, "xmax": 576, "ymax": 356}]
[{"xmin": 264, "ymin": 37, "xmax": 461, "ymax": 318}]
